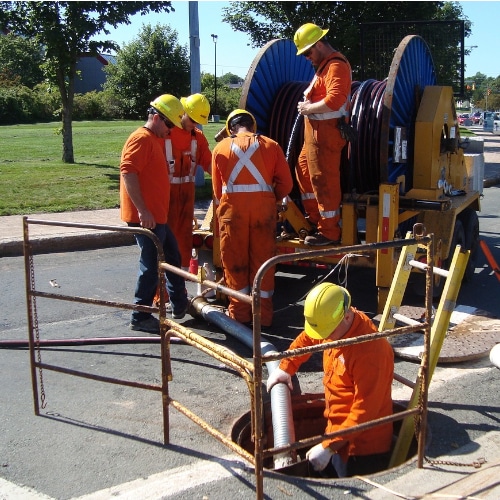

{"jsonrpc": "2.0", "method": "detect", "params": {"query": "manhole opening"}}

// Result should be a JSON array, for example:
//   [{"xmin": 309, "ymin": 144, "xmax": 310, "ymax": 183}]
[{"xmin": 231, "ymin": 394, "xmax": 419, "ymax": 479}]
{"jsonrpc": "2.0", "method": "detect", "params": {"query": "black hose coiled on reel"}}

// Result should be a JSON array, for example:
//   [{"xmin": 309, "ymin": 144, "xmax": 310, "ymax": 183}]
[{"xmin": 267, "ymin": 78, "xmax": 390, "ymax": 197}]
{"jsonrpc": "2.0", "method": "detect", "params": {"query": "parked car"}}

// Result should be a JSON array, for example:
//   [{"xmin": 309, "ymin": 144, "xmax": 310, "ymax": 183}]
[
  {"xmin": 458, "ymin": 113, "xmax": 470, "ymax": 125},
  {"xmin": 472, "ymin": 111, "xmax": 482, "ymax": 124}
]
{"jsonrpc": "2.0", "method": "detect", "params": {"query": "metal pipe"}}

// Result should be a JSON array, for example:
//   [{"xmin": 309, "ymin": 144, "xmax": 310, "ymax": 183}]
[
  {"xmin": 190, "ymin": 297, "xmax": 296, "ymax": 468},
  {"xmin": 0, "ymin": 336, "xmax": 186, "ymax": 349}
]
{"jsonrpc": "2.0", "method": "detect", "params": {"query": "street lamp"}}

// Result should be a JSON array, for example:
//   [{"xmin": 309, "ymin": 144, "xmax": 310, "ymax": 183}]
[{"xmin": 211, "ymin": 34, "xmax": 218, "ymax": 119}]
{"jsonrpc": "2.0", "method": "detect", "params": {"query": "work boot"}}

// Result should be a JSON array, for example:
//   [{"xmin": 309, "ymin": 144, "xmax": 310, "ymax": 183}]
[
  {"xmin": 171, "ymin": 304, "xmax": 188, "ymax": 320},
  {"xmin": 171, "ymin": 294, "xmax": 192, "ymax": 320},
  {"xmin": 129, "ymin": 316, "xmax": 160, "ymax": 334},
  {"xmin": 304, "ymin": 232, "xmax": 340, "ymax": 246}
]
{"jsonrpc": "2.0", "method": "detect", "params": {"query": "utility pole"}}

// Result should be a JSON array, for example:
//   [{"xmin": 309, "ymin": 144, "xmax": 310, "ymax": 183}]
[
  {"xmin": 189, "ymin": 2, "xmax": 201, "ymax": 94},
  {"xmin": 211, "ymin": 34, "xmax": 218, "ymax": 119}
]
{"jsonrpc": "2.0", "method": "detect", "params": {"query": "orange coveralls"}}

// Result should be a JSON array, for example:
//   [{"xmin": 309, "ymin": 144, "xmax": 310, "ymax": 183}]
[
  {"xmin": 297, "ymin": 52, "xmax": 352, "ymax": 242},
  {"xmin": 212, "ymin": 132, "xmax": 293, "ymax": 326},
  {"xmin": 166, "ymin": 126, "xmax": 212, "ymax": 267},
  {"xmin": 280, "ymin": 308, "xmax": 394, "ymax": 459}
]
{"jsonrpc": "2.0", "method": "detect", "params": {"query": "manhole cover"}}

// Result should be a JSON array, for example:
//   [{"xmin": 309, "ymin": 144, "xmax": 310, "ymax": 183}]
[{"xmin": 388, "ymin": 305, "xmax": 500, "ymax": 363}]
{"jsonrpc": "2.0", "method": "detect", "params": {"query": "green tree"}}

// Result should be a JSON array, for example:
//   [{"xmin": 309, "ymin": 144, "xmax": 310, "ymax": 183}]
[
  {"xmin": 0, "ymin": 33, "xmax": 44, "ymax": 88},
  {"xmin": 472, "ymin": 75, "xmax": 500, "ymax": 111},
  {"xmin": 200, "ymin": 71, "xmax": 242, "ymax": 117},
  {"xmin": 219, "ymin": 72, "xmax": 243, "ymax": 86},
  {"xmin": 222, "ymin": 1, "xmax": 469, "ymax": 83},
  {"xmin": 0, "ymin": 1, "xmax": 174, "ymax": 163},
  {"xmin": 104, "ymin": 23, "xmax": 190, "ymax": 118}
]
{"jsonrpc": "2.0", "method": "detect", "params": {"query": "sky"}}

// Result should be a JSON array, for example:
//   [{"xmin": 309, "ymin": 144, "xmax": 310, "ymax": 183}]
[
  {"xmin": 103, "ymin": 1, "xmax": 500, "ymax": 81},
  {"xmin": 104, "ymin": 1, "xmax": 259, "ymax": 79},
  {"xmin": 460, "ymin": 1, "xmax": 500, "ymax": 77}
]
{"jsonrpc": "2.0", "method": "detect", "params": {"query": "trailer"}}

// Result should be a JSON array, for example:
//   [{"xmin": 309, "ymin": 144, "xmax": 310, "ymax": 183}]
[{"xmin": 194, "ymin": 35, "xmax": 482, "ymax": 311}]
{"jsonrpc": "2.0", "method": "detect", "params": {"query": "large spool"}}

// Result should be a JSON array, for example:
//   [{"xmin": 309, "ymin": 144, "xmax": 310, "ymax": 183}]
[{"xmin": 240, "ymin": 35, "xmax": 436, "ymax": 197}]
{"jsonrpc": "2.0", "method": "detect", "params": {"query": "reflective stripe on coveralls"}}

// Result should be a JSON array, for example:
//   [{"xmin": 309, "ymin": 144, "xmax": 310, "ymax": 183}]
[
  {"xmin": 165, "ymin": 139, "xmax": 175, "ymax": 176},
  {"xmin": 235, "ymin": 285, "xmax": 274, "ymax": 299},
  {"xmin": 166, "ymin": 138, "xmax": 198, "ymax": 184},
  {"xmin": 222, "ymin": 141, "xmax": 273, "ymax": 194},
  {"xmin": 296, "ymin": 53, "xmax": 351, "ymax": 241}
]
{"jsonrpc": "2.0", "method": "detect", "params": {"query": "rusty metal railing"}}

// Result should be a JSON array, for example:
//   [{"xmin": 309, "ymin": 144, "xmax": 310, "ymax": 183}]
[{"xmin": 23, "ymin": 217, "xmax": 434, "ymax": 500}]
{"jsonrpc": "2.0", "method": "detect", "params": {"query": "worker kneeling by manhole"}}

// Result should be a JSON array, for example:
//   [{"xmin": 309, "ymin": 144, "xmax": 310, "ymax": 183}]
[{"xmin": 231, "ymin": 395, "xmax": 420, "ymax": 479}]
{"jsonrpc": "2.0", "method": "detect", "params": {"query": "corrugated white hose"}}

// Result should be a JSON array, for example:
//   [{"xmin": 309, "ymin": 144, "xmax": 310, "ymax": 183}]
[{"xmin": 193, "ymin": 300, "xmax": 297, "ymax": 468}]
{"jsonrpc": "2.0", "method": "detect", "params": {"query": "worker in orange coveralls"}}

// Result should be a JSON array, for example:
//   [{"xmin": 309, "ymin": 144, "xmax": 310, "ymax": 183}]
[
  {"xmin": 167, "ymin": 93, "xmax": 212, "ymax": 269},
  {"xmin": 267, "ymin": 282, "xmax": 394, "ymax": 477},
  {"xmin": 294, "ymin": 23, "xmax": 352, "ymax": 246},
  {"xmin": 212, "ymin": 109, "xmax": 293, "ymax": 328}
]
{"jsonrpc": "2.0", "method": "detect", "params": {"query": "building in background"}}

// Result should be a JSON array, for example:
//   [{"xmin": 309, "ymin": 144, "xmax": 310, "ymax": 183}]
[{"xmin": 74, "ymin": 54, "xmax": 116, "ymax": 93}]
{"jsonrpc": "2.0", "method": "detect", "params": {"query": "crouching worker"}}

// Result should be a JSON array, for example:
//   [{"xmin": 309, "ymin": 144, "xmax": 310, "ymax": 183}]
[{"xmin": 266, "ymin": 282, "xmax": 394, "ymax": 477}]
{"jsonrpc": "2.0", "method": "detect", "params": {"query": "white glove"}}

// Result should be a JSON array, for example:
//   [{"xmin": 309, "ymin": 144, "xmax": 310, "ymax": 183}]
[
  {"xmin": 266, "ymin": 368, "xmax": 293, "ymax": 392},
  {"xmin": 306, "ymin": 443, "xmax": 334, "ymax": 472}
]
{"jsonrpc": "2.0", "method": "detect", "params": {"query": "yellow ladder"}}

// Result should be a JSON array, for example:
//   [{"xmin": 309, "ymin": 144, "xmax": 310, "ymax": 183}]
[
  {"xmin": 379, "ymin": 239, "xmax": 470, "ymax": 467},
  {"xmin": 378, "ymin": 233, "xmax": 419, "ymax": 331}
]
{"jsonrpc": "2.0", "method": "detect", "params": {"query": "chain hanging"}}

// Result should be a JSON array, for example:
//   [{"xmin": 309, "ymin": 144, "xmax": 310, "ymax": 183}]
[
  {"xmin": 413, "ymin": 368, "xmax": 485, "ymax": 469},
  {"xmin": 29, "ymin": 253, "xmax": 47, "ymax": 409}
]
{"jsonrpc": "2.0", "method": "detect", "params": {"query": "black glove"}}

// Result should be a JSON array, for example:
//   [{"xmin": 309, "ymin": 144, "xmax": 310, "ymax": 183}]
[{"xmin": 337, "ymin": 116, "xmax": 357, "ymax": 143}]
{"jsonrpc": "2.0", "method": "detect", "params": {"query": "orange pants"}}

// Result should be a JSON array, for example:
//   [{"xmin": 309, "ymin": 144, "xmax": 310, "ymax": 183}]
[
  {"xmin": 167, "ymin": 182, "xmax": 195, "ymax": 268},
  {"xmin": 296, "ymin": 117, "xmax": 345, "ymax": 241},
  {"xmin": 218, "ymin": 194, "xmax": 277, "ymax": 327}
]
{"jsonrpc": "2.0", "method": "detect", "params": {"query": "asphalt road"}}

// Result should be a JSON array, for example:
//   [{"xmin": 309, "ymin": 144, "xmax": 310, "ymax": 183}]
[{"xmin": 1, "ymin": 185, "xmax": 499, "ymax": 499}]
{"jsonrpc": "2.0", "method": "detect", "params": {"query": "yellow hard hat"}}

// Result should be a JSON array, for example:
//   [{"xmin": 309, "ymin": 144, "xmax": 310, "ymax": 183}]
[
  {"xmin": 149, "ymin": 94, "xmax": 184, "ymax": 128},
  {"xmin": 294, "ymin": 23, "xmax": 329, "ymax": 55},
  {"xmin": 304, "ymin": 283, "xmax": 351, "ymax": 340},
  {"xmin": 225, "ymin": 108, "xmax": 257, "ymax": 135},
  {"xmin": 181, "ymin": 93, "xmax": 210, "ymax": 125}
]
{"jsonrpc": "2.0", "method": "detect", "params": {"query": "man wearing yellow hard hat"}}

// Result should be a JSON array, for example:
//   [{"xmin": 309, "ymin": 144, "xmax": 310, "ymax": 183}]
[
  {"xmin": 166, "ymin": 93, "xmax": 212, "ymax": 269},
  {"xmin": 293, "ymin": 23, "xmax": 352, "ymax": 246},
  {"xmin": 267, "ymin": 282, "xmax": 394, "ymax": 477},
  {"xmin": 212, "ymin": 109, "xmax": 293, "ymax": 328},
  {"xmin": 120, "ymin": 94, "xmax": 188, "ymax": 333}
]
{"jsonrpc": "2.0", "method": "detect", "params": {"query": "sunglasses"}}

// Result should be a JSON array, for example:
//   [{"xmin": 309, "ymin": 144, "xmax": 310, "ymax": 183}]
[
  {"xmin": 303, "ymin": 44, "xmax": 316, "ymax": 57},
  {"xmin": 159, "ymin": 114, "xmax": 175, "ymax": 129}
]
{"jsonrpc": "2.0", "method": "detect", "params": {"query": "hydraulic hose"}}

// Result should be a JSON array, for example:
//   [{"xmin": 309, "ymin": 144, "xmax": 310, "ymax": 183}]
[{"xmin": 190, "ymin": 297, "xmax": 296, "ymax": 468}]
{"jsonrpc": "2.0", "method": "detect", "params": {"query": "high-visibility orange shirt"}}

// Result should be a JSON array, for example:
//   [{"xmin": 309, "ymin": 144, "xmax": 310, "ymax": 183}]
[
  {"xmin": 280, "ymin": 308, "xmax": 394, "ymax": 457},
  {"xmin": 120, "ymin": 127, "xmax": 170, "ymax": 224}
]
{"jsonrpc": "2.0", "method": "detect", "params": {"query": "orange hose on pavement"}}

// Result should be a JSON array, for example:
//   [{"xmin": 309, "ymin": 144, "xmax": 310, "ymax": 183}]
[{"xmin": 480, "ymin": 239, "xmax": 500, "ymax": 282}]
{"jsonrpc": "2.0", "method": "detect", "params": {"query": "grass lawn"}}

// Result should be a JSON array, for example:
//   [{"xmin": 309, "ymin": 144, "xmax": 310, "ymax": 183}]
[
  {"xmin": 0, "ymin": 120, "xmax": 224, "ymax": 216},
  {"xmin": 0, "ymin": 119, "xmax": 475, "ymax": 216}
]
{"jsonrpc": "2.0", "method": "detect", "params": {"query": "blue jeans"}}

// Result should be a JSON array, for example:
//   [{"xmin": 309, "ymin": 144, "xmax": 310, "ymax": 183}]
[{"xmin": 129, "ymin": 223, "xmax": 187, "ymax": 322}]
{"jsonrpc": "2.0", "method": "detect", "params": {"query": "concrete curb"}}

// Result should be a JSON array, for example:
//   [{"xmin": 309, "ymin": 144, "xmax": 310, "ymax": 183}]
[
  {"xmin": 0, "ymin": 231, "xmax": 135, "ymax": 258},
  {"xmin": 2, "ymin": 176, "xmax": 498, "ymax": 258}
]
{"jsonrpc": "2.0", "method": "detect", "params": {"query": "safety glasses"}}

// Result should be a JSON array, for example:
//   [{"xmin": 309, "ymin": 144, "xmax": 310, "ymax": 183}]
[
  {"xmin": 159, "ymin": 114, "xmax": 176, "ymax": 129},
  {"xmin": 303, "ymin": 44, "xmax": 316, "ymax": 58}
]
